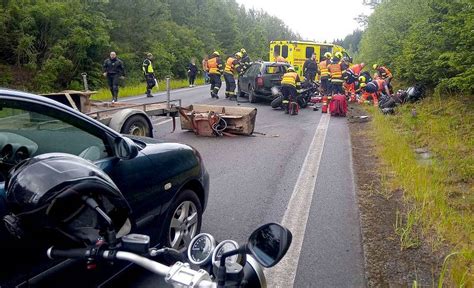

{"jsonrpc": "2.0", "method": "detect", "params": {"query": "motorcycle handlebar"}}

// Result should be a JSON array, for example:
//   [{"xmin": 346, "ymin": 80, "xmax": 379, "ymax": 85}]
[{"xmin": 47, "ymin": 247, "xmax": 217, "ymax": 288}]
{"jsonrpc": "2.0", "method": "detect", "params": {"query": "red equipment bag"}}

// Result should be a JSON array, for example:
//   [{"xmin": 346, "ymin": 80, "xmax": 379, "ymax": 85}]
[{"xmin": 329, "ymin": 95, "xmax": 348, "ymax": 117}]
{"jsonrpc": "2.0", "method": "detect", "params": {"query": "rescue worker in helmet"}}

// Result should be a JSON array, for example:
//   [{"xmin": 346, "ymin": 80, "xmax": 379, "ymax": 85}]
[
  {"xmin": 358, "ymin": 78, "xmax": 391, "ymax": 106},
  {"xmin": 318, "ymin": 52, "xmax": 332, "ymax": 96},
  {"xmin": 344, "ymin": 62, "xmax": 366, "ymax": 101},
  {"xmin": 303, "ymin": 52, "xmax": 318, "ymax": 84},
  {"xmin": 280, "ymin": 66, "xmax": 301, "ymax": 115},
  {"xmin": 373, "ymin": 64, "xmax": 393, "ymax": 93},
  {"xmin": 224, "ymin": 52, "xmax": 242, "ymax": 99},
  {"xmin": 240, "ymin": 48, "xmax": 251, "ymax": 73},
  {"xmin": 328, "ymin": 51, "xmax": 345, "ymax": 95},
  {"xmin": 208, "ymin": 51, "xmax": 223, "ymax": 98}
]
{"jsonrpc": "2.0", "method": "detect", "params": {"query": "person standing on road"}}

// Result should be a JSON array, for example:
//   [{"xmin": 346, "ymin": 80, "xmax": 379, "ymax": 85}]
[
  {"xmin": 103, "ymin": 51, "xmax": 125, "ymax": 102},
  {"xmin": 303, "ymin": 52, "xmax": 318, "ymax": 83},
  {"xmin": 202, "ymin": 56, "xmax": 210, "ymax": 84},
  {"xmin": 328, "ymin": 52, "xmax": 345, "ymax": 95},
  {"xmin": 240, "ymin": 48, "xmax": 251, "ymax": 73},
  {"xmin": 280, "ymin": 66, "xmax": 301, "ymax": 115},
  {"xmin": 223, "ymin": 52, "xmax": 242, "ymax": 99},
  {"xmin": 318, "ymin": 52, "xmax": 332, "ymax": 96},
  {"xmin": 187, "ymin": 58, "xmax": 198, "ymax": 87},
  {"xmin": 142, "ymin": 53, "xmax": 156, "ymax": 98},
  {"xmin": 208, "ymin": 51, "xmax": 223, "ymax": 99}
]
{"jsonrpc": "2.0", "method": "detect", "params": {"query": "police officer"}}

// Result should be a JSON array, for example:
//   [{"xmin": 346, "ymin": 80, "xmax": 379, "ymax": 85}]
[
  {"xmin": 103, "ymin": 51, "xmax": 125, "ymax": 102},
  {"xmin": 142, "ymin": 53, "xmax": 156, "ymax": 97},
  {"xmin": 208, "ymin": 51, "xmax": 223, "ymax": 99}
]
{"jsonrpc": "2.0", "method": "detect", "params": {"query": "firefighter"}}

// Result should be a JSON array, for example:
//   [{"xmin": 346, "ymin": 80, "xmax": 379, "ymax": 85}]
[
  {"xmin": 373, "ymin": 64, "xmax": 393, "ymax": 93},
  {"xmin": 303, "ymin": 52, "xmax": 318, "ymax": 83},
  {"xmin": 318, "ymin": 52, "xmax": 332, "ymax": 96},
  {"xmin": 103, "ymin": 51, "xmax": 125, "ymax": 103},
  {"xmin": 280, "ymin": 66, "xmax": 301, "ymax": 115},
  {"xmin": 224, "ymin": 52, "xmax": 242, "ymax": 99},
  {"xmin": 274, "ymin": 50, "xmax": 287, "ymax": 63},
  {"xmin": 142, "ymin": 53, "xmax": 156, "ymax": 98},
  {"xmin": 240, "ymin": 48, "xmax": 251, "ymax": 72},
  {"xmin": 208, "ymin": 51, "xmax": 223, "ymax": 98},
  {"xmin": 344, "ymin": 62, "xmax": 366, "ymax": 101},
  {"xmin": 328, "ymin": 51, "xmax": 344, "ymax": 95},
  {"xmin": 358, "ymin": 78, "xmax": 391, "ymax": 106}
]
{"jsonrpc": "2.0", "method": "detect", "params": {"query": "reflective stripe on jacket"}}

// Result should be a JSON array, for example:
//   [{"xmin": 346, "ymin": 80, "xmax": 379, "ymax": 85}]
[
  {"xmin": 319, "ymin": 60, "xmax": 330, "ymax": 78},
  {"xmin": 328, "ymin": 62, "xmax": 344, "ymax": 83},
  {"xmin": 224, "ymin": 57, "xmax": 240, "ymax": 75},
  {"xmin": 377, "ymin": 66, "xmax": 392, "ymax": 78},
  {"xmin": 208, "ymin": 57, "xmax": 222, "ymax": 75},
  {"xmin": 281, "ymin": 72, "xmax": 299, "ymax": 87}
]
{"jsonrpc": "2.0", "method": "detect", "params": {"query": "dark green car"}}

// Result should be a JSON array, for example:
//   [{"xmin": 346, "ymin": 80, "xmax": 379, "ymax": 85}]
[
  {"xmin": 238, "ymin": 61, "xmax": 290, "ymax": 103},
  {"xmin": 0, "ymin": 89, "xmax": 209, "ymax": 287}
]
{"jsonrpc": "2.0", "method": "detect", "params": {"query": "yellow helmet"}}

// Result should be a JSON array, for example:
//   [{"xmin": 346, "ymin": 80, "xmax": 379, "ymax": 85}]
[
  {"xmin": 335, "ymin": 52, "xmax": 343, "ymax": 59},
  {"xmin": 212, "ymin": 51, "xmax": 220, "ymax": 56},
  {"xmin": 287, "ymin": 66, "xmax": 295, "ymax": 72},
  {"xmin": 372, "ymin": 64, "xmax": 378, "ymax": 70},
  {"xmin": 324, "ymin": 52, "xmax": 332, "ymax": 58},
  {"xmin": 359, "ymin": 82, "xmax": 367, "ymax": 88},
  {"xmin": 240, "ymin": 48, "xmax": 246, "ymax": 54},
  {"xmin": 358, "ymin": 76, "xmax": 366, "ymax": 83},
  {"xmin": 235, "ymin": 52, "xmax": 243, "ymax": 58}
]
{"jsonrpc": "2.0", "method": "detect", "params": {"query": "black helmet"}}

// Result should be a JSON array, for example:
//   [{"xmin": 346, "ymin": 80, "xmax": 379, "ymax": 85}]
[{"xmin": 4, "ymin": 153, "xmax": 131, "ymax": 245}]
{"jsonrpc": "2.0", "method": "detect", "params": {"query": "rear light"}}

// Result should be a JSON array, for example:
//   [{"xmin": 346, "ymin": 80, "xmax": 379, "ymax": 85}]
[{"xmin": 256, "ymin": 75, "xmax": 264, "ymax": 88}]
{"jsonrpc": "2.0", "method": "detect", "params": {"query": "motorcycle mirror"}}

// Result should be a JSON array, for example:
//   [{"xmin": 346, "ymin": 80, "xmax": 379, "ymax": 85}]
[{"xmin": 246, "ymin": 223, "xmax": 292, "ymax": 268}]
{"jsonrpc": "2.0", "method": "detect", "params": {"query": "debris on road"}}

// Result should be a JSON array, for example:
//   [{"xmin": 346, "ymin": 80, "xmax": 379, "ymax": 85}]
[{"xmin": 179, "ymin": 104, "xmax": 257, "ymax": 137}]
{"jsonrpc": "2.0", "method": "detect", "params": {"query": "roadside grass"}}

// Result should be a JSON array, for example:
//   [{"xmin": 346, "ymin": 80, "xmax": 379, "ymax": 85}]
[
  {"xmin": 91, "ymin": 77, "xmax": 205, "ymax": 101},
  {"xmin": 365, "ymin": 94, "xmax": 473, "ymax": 286}
]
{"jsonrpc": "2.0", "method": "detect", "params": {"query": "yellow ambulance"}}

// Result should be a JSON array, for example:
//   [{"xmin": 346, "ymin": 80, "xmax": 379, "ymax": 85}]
[{"xmin": 269, "ymin": 40, "xmax": 351, "ymax": 78}]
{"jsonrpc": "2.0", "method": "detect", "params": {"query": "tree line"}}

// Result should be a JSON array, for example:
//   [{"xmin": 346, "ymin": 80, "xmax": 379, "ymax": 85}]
[
  {"xmin": 0, "ymin": 0, "xmax": 298, "ymax": 92},
  {"xmin": 348, "ymin": 0, "xmax": 473, "ymax": 95}
]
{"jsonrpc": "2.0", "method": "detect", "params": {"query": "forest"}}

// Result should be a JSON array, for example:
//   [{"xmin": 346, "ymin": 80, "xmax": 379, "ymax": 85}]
[
  {"xmin": 0, "ymin": 0, "xmax": 298, "ymax": 92},
  {"xmin": 342, "ymin": 0, "xmax": 473, "ymax": 95}
]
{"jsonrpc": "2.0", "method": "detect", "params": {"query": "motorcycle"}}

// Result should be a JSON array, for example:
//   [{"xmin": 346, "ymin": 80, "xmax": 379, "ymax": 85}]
[
  {"xmin": 270, "ymin": 80, "xmax": 320, "ymax": 110},
  {"xmin": 48, "ymin": 222, "xmax": 292, "ymax": 288}
]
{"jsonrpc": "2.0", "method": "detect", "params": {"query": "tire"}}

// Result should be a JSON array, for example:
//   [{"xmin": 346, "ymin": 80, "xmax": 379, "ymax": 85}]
[
  {"xmin": 298, "ymin": 96, "xmax": 308, "ymax": 108},
  {"xmin": 120, "ymin": 114, "xmax": 152, "ymax": 137},
  {"xmin": 248, "ymin": 85, "xmax": 257, "ymax": 103},
  {"xmin": 162, "ymin": 189, "xmax": 202, "ymax": 251},
  {"xmin": 271, "ymin": 95, "xmax": 283, "ymax": 109}
]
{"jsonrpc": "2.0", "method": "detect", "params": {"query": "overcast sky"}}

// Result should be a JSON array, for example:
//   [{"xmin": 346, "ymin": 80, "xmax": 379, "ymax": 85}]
[{"xmin": 235, "ymin": 0, "xmax": 374, "ymax": 42}]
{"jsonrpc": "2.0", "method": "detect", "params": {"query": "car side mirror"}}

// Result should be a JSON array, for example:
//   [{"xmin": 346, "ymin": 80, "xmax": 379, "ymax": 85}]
[
  {"xmin": 247, "ymin": 223, "xmax": 292, "ymax": 268},
  {"xmin": 114, "ymin": 137, "xmax": 138, "ymax": 160}
]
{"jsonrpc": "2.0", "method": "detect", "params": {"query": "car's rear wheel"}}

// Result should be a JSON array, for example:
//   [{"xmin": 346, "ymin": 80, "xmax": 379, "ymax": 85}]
[
  {"xmin": 248, "ymin": 85, "xmax": 257, "ymax": 103},
  {"xmin": 164, "ymin": 189, "xmax": 202, "ymax": 251}
]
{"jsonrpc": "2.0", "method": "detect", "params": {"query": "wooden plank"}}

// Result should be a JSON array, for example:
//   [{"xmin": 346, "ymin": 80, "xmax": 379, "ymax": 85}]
[{"xmin": 64, "ymin": 93, "xmax": 79, "ymax": 111}]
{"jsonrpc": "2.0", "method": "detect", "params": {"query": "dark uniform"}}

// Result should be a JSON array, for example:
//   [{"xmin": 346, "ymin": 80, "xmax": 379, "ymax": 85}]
[
  {"xmin": 187, "ymin": 62, "xmax": 198, "ymax": 87},
  {"xmin": 142, "ymin": 57, "xmax": 156, "ymax": 97},
  {"xmin": 303, "ymin": 58, "xmax": 318, "ymax": 83},
  {"xmin": 103, "ymin": 57, "xmax": 125, "ymax": 102},
  {"xmin": 224, "ymin": 56, "xmax": 242, "ymax": 99},
  {"xmin": 208, "ymin": 54, "xmax": 223, "ymax": 98}
]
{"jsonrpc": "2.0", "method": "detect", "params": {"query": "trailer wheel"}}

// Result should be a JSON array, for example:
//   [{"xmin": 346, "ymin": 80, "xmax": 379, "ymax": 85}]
[{"xmin": 121, "ymin": 115, "xmax": 152, "ymax": 137}]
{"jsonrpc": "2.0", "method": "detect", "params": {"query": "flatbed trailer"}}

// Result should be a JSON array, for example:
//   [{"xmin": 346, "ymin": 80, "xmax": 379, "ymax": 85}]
[{"xmin": 41, "ymin": 90, "xmax": 180, "ymax": 137}]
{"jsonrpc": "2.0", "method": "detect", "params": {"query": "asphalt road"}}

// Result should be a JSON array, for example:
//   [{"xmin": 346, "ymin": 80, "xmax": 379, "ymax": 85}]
[{"xmin": 107, "ymin": 85, "xmax": 366, "ymax": 287}]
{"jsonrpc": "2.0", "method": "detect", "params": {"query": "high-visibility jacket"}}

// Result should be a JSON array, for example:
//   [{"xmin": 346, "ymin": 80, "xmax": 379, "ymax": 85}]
[
  {"xmin": 365, "ymin": 79, "xmax": 386, "ymax": 93},
  {"xmin": 328, "ymin": 61, "xmax": 344, "ymax": 83},
  {"xmin": 224, "ymin": 57, "xmax": 240, "ymax": 75},
  {"xmin": 319, "ymin": 60, "xmax": 330, "ymax": 78},
  {"xmin": 377, "ymin": 66, "xmax": 392, "ymax": 79},
  {"xmin": 208, "ymin": 57, "xmax": 222, "ymax": 75},
  {"xmin": 350, "ymin": 64, "xmax": 363, "ymax": 75},
  {"xmin": 281, "ymin": 72, "xmax": 300, "ymax": 87},
  {"xmin": 142, "ymin": 59, "xmax": 154, "ymax": 75}
]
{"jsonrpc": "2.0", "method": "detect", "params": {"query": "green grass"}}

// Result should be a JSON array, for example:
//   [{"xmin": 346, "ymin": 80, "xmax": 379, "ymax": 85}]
[
  {"xmin": 91, "ymin": 77, "xmax": 205, "ymax": 101},
  {"xmin": 365, "ymin": 95, "xmax": 473, "ymax": 286}
]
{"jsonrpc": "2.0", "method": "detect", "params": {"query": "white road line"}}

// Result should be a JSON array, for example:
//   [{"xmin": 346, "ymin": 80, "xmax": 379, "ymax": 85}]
[{"xmin": 265, "ymin": 113, "xmax": 330, "ymax": 288}]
